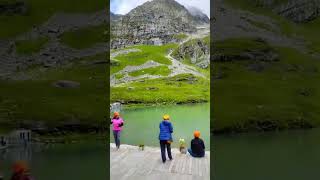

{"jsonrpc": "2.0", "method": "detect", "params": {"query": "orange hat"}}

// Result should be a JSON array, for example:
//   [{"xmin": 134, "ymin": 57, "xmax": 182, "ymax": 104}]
[
  {"xmin": 194, "ymin": 130, "xmax": 200, "ymax": 138},
  {"xmin": 12, "ymin": 161, "xmax": 29, "ymax": 173},
  {"xmin": 113, "ymin": 112, "xmax": 120, "ymax": 118},
  {"xmin": 163, "ymin": 114, "xmax": 170, "ymax": 120}
]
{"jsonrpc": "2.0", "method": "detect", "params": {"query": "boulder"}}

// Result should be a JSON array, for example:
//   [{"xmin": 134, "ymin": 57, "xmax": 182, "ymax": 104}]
[{"xmin": 53, "ymin": 80, "xmax": 80, "ymax": 88}]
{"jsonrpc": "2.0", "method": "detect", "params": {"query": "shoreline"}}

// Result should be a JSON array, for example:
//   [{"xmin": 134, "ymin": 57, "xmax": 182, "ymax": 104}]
[
  {"xmin": 111, "ymin": 100, "xmax": 210, "ymax": 109},
  {"xmin": 110, "ymin": 143, "xmax": 210, "ymax": 154},
  {"xmin": 119, "ymin": 101, "xmax": 210, "ymax": 110},
  {"xmin": 212, "ymin": 125, "xmax": 317, "ymax": 135}
]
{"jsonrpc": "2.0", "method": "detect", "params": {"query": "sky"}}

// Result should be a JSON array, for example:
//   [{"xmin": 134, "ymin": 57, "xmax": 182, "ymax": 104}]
[{"xmin": 110, "ymin": 0, "xmax": 210, "ymax": 17}]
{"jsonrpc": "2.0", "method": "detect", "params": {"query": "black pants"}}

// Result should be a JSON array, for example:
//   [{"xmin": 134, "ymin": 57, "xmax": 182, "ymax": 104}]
[
  {"xmin": 113, "ymin": 130, "xmax": 121, "ymax": 148},
  {"xmin": 160, "ymin": 140, "xmax": 172, "ymax": 162}
]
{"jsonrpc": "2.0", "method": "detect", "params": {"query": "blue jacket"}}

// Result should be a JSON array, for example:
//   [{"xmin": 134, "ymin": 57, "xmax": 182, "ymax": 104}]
[{"xmin": 159, "ymin": 120, "xmax": 173, "ymax": 141}]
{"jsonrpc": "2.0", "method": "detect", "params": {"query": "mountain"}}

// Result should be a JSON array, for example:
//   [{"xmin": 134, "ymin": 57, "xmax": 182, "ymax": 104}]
[
  {"xmin": 253, "ymin": 0, "xmax": 320, "ymax": 23},
  {"xmin": 111, "ymin": 0, "xmax": 209, "ymax": 49},
  {"xmin": 212, "ymin": 0, "xmax": 320, "ymax": 133},
  {"xmin": 186, "ymin": 6, "xmax": 210, "ymax": 24},
  {"xmin": 110, "ymin": 12, "xmax": 122, "ymax": 22}
]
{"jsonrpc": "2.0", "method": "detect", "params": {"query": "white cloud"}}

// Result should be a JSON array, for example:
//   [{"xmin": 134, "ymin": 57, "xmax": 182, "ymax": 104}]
[{"xmin": 111, "ymin": 0, "xmax": 210, "ymax": 17}]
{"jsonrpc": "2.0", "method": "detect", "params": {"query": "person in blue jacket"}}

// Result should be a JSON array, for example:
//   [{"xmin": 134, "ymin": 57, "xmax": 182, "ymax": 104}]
[{"xmin": 159, "ymin": 114, "xmax": 173, "ymax": 163}]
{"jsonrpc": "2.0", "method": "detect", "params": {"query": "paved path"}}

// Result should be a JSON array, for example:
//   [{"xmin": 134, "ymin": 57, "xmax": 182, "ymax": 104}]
[{"xmin": 110, "ymin": 144, "xmax": 210, "ymax": 180}]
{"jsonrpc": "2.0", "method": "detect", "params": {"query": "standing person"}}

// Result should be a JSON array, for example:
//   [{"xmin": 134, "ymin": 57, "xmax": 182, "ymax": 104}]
[
  {"xmin": 188, "ymin": 130, "xmax": 205, "ymax": 158},
  {"xmin": 159, "ymin": 114, "xmax": 173, "ymax": 163},
  {"xmin": 110, "ymin": 112, "xmax": 124, "ymax": 150},
  {"xmin": 10, "ymin": 161, "xmax": 34, "ymax": 180}
]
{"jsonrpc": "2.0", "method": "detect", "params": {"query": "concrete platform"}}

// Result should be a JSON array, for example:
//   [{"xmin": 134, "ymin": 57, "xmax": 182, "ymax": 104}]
[{"xmin": 110, "ymin": 144, "xmax": 210, "ymax": 180}]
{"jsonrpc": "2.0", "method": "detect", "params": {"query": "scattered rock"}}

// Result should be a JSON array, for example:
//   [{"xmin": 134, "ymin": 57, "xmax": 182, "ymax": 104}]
[
  {"xmin": 0, "ymin": 1, "xmax": 28, "ymax": 15},
  {"xmin": 53, "ymin": 80, "xmax": 80, "ymax": 88},
  {"xmin": 212, "ymin": 49, "xmax": 279, "ymax": 62},
  {"xmin": 91, "ymin": 60, "xmax": 108, "ymax": 65},
  {"xmin": 110, "ymin": 60, "xmax": 120, "ymax": 66},
  {"xmin": 247, "ymin": 62, "xmax": 268, "ymax": 72},
  {"xmin": 146, "ymin": 87, "xmax": 159, "ymax": 91}
]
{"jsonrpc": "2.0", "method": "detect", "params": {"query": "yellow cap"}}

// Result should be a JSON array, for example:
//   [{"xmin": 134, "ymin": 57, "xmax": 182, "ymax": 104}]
[{"xmin": 163, "ymin": 114, "xmax": 170, "ymax": 120}]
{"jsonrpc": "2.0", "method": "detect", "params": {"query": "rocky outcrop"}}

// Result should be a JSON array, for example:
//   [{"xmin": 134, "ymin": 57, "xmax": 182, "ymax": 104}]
[
  {"xmin": 111, "ymin": 0, "xmax": 209, "ymax": 49},
  {"xmin": 110, "ymin": 12, "xmax": 122, "ymax": 22},
  {"xmin": 253, "ymin": 0, "xmax": 320, "ymax": 23},
  {"xmin": 53, "ymin": 80, "xmax": 80, "ymax": 88},
  {"xmin": 275, "ymin": 0, "xmax": 320, "ymax": 23},
  {"xmin": 173, "ymin": 38, "xmax": 210, "ymax": 69},
  {"xmin": 186, "ymin": 6, "xmax": 210, "ymax": 24},
  {"xmin": 212, "ymin": 49, "xmax": 279, "ymax": 62},
  {"xmin": 0, "ymin": 1, "xmax": 28, "ymax": 15}
]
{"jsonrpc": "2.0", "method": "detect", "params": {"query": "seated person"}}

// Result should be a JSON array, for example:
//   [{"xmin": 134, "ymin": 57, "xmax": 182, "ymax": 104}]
[{"xmin": 188, "ymin": 130, "xmax": 205, "ymax": 158}]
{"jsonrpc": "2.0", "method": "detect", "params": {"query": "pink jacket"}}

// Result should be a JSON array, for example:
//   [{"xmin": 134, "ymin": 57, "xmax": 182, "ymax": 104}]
[{"xmin": 111, "ymin": 117, "xmax": 124, "ymax": 131}]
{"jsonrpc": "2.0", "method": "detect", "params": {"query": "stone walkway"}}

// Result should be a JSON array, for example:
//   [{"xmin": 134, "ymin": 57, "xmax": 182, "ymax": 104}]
[{"xmin": 110, "ymin": 144, "xmax": 210, "ymax": 180}]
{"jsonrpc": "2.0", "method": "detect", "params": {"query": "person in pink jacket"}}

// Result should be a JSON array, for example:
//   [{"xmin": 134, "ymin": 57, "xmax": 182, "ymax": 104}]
[{"xmin": 110, "ymin": 112, "xmax": 124, "ymax": 149}]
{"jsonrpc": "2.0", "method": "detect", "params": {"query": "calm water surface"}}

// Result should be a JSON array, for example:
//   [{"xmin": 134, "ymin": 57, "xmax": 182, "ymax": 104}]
[
  {"xmin": 110, "ymin": 103, "xmax": 210, "ymax": 149},
  {"xmin": 214, "ymin": 128, "xmax": 320, "ymax": 180},
  {"xmin": 0, "ymin": 142, "xmax": 107, "ymax": 180}
]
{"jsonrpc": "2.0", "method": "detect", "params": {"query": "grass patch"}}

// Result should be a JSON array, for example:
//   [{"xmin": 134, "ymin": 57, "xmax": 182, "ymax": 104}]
[
  {"xmin": 0, "ymin": 53, "xmax": 107, "ymax": 130},
  {"xmin": 224, "ymin": 0, "xmax": 299, "ymax": 36},
  {"xmin": 111, "ymin": 44, "xmax": 177, "ymax": 74},
  {"xmin": 111, "ymin": 74, "xmax": 209, "ymax": 104},
  {"xmin": 296, "ymin": 18, "xmax": 320, "ymax": 53},
  {"xmin": 0, "ymin": 0, "xmax": 107, "ymax": 39},
  {"xmin": 213, "ymin": 38, "xmax": 272, "ymax": 55},
  {"xmin": 213, "ymin": 46, "xmax": 320, "ymax": 132},
  {"xmin": 129, "ymin": 66, "xmax": 171, "ymax": 77},
  {"xmin": 172, "ymin": 33, "xmax": 188, "ymax": 40},
  {"xmin": 15, "ymin": 36, "xmax": 49, "ymax": 55},
  {"xmin": 115, "ymin": 73, "xmax": 124, "ymax": 79},
  {"xmin": 245, "ymin": 18, "xmax": 274, "ymax": 32},
  {"xmin": 60, "ymin": 23, "xmax": 107, "ymax": 49}
]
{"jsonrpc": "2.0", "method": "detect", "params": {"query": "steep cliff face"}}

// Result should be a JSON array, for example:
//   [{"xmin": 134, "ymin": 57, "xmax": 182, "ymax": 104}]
[
  {"xmin": 173, "ymin": 37, "xmax": 210, "ymax": 69},
  {"xmin": 110, "ymin": 0, "xmax": 209, "ymax": 49}
]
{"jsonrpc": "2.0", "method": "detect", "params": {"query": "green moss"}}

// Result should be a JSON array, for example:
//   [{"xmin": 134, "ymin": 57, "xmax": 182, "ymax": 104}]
[
  {"xmin": 0, "ymin": 0, "xmax": 107, "ymax": 39},
  {"xmin": 111, "ymin": 44, "xmax": 177, "ymax": 74},
  {"xmin": 60, "ymin": 24, "xmax": 107, "ymax": 49},
  {"xmin": 129, "ymin": 66, "xmax": 171, "ymax": 77},
  {"xmin": 15, "ymin": 36, "xmax": 49, "ymax": 55},
  {"xmin": 111, "ymin": 73, "xmax": 210, "ymax": 104}
]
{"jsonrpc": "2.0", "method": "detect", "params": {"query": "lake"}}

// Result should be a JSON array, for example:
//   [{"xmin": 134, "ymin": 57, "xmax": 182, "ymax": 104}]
[
  {"xmin": 110, "ymin": 103, "xmax": 210, "ymax": 149},
  {"xmin": 0, "ymin": 142, "xmax": 107, "ymax": 180},
  {"xmin": 213, "ymin": 128, "xmax": 320, "ymax": 180}
]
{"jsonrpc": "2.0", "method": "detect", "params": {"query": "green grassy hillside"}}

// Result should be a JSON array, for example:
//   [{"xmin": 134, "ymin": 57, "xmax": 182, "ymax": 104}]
[
  {"xmin": 0, "ymin": 0, "xmax": 106, "ymax": 38},
  {"xmin": 110, "ymin": 36, "xmax": 210, "ymax": 105},
  {"xmin": 0, "ymin": 53, "xmax": 107, "ymax": 130}
]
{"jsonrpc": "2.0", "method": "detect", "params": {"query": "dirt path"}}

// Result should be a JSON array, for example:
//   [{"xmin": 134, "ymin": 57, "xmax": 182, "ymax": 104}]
[{"xmin": 110, "ymin": 26, "xmax": 210, "ymax": 86}]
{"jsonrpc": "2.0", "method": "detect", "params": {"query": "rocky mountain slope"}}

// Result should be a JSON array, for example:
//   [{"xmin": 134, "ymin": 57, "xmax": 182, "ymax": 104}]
[
  {"xmin": 255, "ymin": 0, "xmax": 320, "ymax": 23},
  {"xmin": 110, "ymin": 0, "xmax": 210, "ymax": 104},
  {"xmin": 0, "ymin": 0, "xmax": 107, "ymax": 134},
  {"xmin": 110, "ymin": 0, "xmax": 209, "ymax": 49},
  {"xmin": 212, "ymin": 0, "xmax": 320, "ymax": 133}
]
